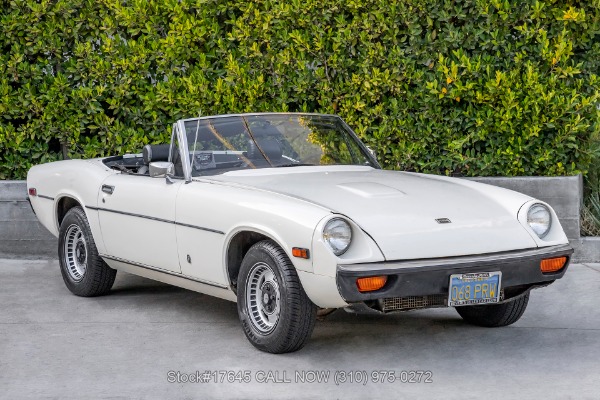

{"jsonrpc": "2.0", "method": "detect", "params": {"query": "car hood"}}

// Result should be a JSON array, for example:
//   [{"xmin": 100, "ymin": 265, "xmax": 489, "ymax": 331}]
[{"xmin": 205, "ymin": 166, "xmax": 538, "ymax": 260}]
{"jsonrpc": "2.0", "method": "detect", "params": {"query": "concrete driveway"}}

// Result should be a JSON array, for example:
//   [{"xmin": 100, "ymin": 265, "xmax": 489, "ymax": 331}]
[{"xmin": 1, "ymin": 259, "xmax": 599, "ymax": 399}]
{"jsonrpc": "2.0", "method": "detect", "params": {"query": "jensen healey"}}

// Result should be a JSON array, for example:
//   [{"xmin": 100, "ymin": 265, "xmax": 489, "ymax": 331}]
[{"xmin": 27, "ymin": 113, "xmax": 573, "ymax": 353}]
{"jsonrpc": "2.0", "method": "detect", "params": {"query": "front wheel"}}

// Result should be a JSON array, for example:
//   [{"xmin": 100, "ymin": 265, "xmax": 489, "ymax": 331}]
[
  {"xmin": 456, "ymin": 293, "xmax": 530, "ymax": 327},
  {"xmin": 237, "ymin": 240, "xmax": 317, "ymax": 353},
  {"xmin": 58, "ymin": 206, "xmax": 116, "ymax": 297}
]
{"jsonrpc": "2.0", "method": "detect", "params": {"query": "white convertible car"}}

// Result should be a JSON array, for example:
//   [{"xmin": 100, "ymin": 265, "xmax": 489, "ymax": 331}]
[{"xmin": 27, "ymin": 113, "xmax": 573, "ymax": 353}]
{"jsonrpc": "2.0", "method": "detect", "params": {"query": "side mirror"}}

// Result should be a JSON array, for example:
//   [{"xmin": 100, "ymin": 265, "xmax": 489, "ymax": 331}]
[{"xmin": 149, "ymin": 161, "xmax": 174, "ymax": 178}]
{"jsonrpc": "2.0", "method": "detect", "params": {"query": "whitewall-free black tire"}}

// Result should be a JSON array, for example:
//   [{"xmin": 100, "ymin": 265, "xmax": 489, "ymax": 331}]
[
  {"xmin": 456, "ymin": 293, "xmax": 530, "ymax": 327},
  {"xmin": 58, "ymin": 206, "xmax": 116, "ymax": 297},
  {"xmin": 237, "ymin": 240, "xmax": 317, "ymax": 353}
]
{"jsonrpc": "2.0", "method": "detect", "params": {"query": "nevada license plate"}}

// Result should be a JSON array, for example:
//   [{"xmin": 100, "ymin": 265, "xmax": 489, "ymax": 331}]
[{"xmin": 448, "ymin": 271, "xmax": 502, "ymax": 307}]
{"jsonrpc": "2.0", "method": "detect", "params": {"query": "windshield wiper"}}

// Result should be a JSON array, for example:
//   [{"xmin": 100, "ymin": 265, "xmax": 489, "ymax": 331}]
[{"xmin": 275, "ymin": 163, "xmax": 315, "ymax": 168}]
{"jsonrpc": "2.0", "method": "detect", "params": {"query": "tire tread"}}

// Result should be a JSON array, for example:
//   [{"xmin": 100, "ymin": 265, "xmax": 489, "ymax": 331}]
[
  {"xmin": 456, "ymin": 292, "xmax": 530, "ymax": 327},
  {"xmin": 58, "ymin": 206, "xmax": 116, "ymax": 297},
  {"xmin": 237, "ymin": 240, "xmax": 316, "ymax": 353}
]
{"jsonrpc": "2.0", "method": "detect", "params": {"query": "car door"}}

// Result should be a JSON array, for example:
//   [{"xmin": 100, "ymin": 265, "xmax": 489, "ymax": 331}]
[
  {"xmin": 97, "ymin": 174, "xmax": 184, "ymax": 273},
  {"xmin": 175, "ymin": 181, "xmax": 229, "ymax": 286}
]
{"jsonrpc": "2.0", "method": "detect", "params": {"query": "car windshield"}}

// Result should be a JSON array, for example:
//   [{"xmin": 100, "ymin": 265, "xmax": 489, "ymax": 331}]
[{"xmin": 182, "ymin": 114, "xmax": 376, "ymax": 177}]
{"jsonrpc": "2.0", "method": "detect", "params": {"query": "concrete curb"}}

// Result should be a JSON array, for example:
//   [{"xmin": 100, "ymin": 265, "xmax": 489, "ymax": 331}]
[{"xmin": 1, "ymin": 177, "xmax": 598, "ymax": 261}]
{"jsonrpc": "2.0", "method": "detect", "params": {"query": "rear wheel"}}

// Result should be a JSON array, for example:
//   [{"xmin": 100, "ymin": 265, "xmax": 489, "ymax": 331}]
[
  {"xmin": 237, "ymin": 240, "xmax": 316, "ymax": 353},
  {"xmin": 456, "ymin": 293, "xmax": 530, "ymax": 327},
  {"xmin": 58, "ymin": 206, "xmax": 116, "ymax": 297}
]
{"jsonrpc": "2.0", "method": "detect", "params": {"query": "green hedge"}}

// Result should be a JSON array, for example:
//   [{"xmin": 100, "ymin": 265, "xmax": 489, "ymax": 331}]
[{"xmin": 1, "ymin": 0, "xmax": 599, "ymax": 179}]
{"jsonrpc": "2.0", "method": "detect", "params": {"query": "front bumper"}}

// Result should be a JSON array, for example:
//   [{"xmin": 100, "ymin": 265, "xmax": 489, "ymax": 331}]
[{"xmin": 336, "ymin": 244, "xmax": 573, "ymax": 302}]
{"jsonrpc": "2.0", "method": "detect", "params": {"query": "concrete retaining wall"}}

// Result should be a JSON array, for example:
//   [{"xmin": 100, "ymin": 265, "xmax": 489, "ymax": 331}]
[
  {"xmin": 0, "ymin": 176, "xmax": 597, "ymax": 261},
  {"xmin": 572, "ymin": 237, "xmax": 600, "ymax": 264},
  {"xmin": 0, "ymin": 181, "xmax": 56, "ymax": 258},
  {"xmin": 466, "ymin": 175, "xmax": 583, "ymax": 240}
]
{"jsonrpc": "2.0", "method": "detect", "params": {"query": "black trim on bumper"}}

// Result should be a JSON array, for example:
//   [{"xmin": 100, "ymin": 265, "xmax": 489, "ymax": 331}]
[
  {"xmin": 337, "ymin": 244, "xmax": 574, "ymax": 302},
  {"xmin": 26, "ymin": 196, "xmax": 36, "ymax": 216}
]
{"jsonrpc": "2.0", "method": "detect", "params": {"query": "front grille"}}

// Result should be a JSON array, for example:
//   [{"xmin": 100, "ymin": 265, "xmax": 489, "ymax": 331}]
[
  {"xmin": 379, "ymin": 294, "xmax": 447, "ymax": 312},
  {"xmin": 379, "ymin": 289, "xmax": 506, "ymax": 312}
]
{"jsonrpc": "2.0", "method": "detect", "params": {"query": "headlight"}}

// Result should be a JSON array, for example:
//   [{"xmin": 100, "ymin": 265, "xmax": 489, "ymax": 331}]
[
  {"xmin": 323, "ymin": 218, "xmax": 352, "ymax": 255},
  {"xmin": 527, "ymin": 203, "xmax": 552, "ymax": 238}
]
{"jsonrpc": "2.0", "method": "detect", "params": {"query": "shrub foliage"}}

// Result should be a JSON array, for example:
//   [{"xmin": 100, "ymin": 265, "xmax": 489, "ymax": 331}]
[{"xmin": 1, "ymin": 0, "xmax": 599, "ymax": 179}]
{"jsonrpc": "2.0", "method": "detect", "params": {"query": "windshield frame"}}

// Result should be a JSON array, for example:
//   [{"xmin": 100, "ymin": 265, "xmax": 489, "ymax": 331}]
[{"xmin": 175, "ymin": 113, "xmax": 381, "ymax": 182}]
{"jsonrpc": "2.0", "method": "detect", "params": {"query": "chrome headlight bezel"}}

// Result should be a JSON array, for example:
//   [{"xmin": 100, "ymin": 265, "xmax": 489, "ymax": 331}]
[
  {"xmin": 527, "ymin": 203, "xmax": 552, "ymax": 239},
  {"xmin": 323, "ymin": 218, "xmax": 352, "ymax": 256}
]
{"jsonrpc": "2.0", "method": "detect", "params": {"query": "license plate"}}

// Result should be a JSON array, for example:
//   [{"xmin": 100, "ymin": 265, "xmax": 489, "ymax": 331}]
[{"xmin": 448, "ymin": 271, "xmax": 502, "ymax": 307}]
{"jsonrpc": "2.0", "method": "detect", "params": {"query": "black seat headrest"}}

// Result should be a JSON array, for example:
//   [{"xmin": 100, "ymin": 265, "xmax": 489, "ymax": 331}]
[{"xmin": 143, "ymin": 144, "xmax": 171, "ymax": 164}]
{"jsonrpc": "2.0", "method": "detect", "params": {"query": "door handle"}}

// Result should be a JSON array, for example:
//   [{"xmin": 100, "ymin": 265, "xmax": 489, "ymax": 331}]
[{"xmin": 102, "ymin": 185, "xmax": 115, "ymax": 195}]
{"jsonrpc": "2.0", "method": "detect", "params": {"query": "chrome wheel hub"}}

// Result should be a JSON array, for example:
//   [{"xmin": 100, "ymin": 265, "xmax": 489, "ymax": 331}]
[
  {"xmin": 64, "ymin": 224, "xmax": 87, "ymax": 281},
  {"xmin": 246, "ymin": 262, "xmax": 281, "ymax": 334}
]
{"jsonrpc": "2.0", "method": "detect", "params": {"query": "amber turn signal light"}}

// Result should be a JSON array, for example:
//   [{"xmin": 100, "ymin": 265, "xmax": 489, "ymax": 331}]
[
  {"xmin": 356, "ymin": 276, "xmax": 388, "ymax": 292},
  {"xmin": 292, "ymin": 247, "xmax": 310, "ymax": 259},
  {"xmin": 540, "ymin": 257, "xmax": 567, "ymax": 273}
]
